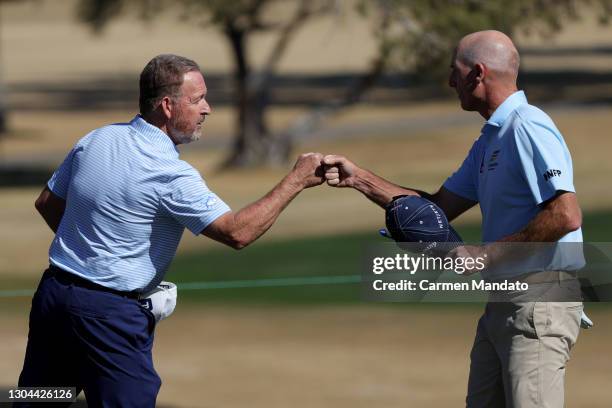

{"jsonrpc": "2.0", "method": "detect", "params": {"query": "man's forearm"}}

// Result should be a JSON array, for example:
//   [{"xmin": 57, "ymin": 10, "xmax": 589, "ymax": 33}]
[
  {"xmin": 351, "ymin": 168, "xmax": 420, "ymax": 207},
  {"xmin": 498, "ymin": 194, "xmax": 581, "ymax": 243},
  {"xmin": 455, "ymin": 194, "xmax": 581, "ymax": 271},
  {"xmin": 40, "ymin": 211, "xmax": 64, "ymax": 234},
  {"xmin": 225, "ymin": 173, "xmax": 303, "ymax": 247},
  {"xmin": 204, "ymin": 152, "xmax": 323, "ymax": 249},
  {"xmin": 35, "ymin": 187, "xmax": 66, "ymax": 234},
  {"xmin": 500, "ymin": 211, "xmax": 571, "ymax": 243},
  {"xmin": 476, "ymin": 204, "xmax": 579, "ymax": 270}
]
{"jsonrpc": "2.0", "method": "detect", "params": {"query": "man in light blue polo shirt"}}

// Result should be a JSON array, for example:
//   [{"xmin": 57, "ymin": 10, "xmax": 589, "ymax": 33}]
[
  {"xmin": 322, "ymin": 31, "xmax": 583, "ymax": 407},
  {"xmin": 444, "ymin": 90, "xmax": 581, "ymax": 244},
  {"xmin": 18, "ymin": 54, "xmax": 325, "ymax": 407}
]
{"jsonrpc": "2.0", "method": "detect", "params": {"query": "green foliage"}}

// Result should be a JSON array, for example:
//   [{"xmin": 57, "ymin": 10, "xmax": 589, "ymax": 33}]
[
  {"xmin": 76, "ymin": 0, "xmax": 124, "ymax": 32},
  {"xmin": 77, "ymin": 0, "xmax": 334, "ymax": 32},
  {"xmin": 74, "ymin": 0, "xmax": 612, "ymax": 165},
  {"xmin": 77, "ymin": 0, "xmax": 612, "ymax": 77},
  {"xmin": 359, "ymin": 0, "xmax": 612, "ymax": 79}
]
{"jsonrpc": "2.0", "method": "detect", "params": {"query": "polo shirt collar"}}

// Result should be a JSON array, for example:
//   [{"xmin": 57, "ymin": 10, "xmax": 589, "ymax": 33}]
[
  {"xmin": 485, "ymin": 90, "xmax": 527, "ymax": 128},
  {"xmin": 130, "ymin": 115, "xmax": 179, "ymax": 154}
]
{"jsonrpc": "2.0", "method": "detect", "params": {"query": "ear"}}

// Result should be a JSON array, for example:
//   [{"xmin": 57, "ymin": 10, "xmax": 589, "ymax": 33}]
[
  {"xmin": 160, "ymin": 96, "xmax": 174, "ymax": 120},
  {"xmin": 468, "ymin": 63, "xmax": 487, "ymax": 85}
]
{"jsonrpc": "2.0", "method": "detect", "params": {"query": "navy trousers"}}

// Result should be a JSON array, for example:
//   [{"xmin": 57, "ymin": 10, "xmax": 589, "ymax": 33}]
[{"xmin": 17, "ymin": 268, "xmax": 161, "ymax": 407}]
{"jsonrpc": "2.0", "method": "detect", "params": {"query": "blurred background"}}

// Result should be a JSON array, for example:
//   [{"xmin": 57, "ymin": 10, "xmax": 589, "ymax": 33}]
[{"xmin": 1, "ymin": 0, "xmax": 611, "ymax": 406}]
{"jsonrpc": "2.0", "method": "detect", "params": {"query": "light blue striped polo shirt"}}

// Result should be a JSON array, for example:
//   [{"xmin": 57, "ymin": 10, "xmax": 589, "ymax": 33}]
[{"xmin": 47, "ymin": 115, "xmax": 231, "ymax": 292}]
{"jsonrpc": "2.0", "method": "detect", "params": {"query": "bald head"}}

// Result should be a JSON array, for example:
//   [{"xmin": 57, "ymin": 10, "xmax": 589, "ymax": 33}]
[{"xmin": 456, "ymin": 30, "xmax": 520, "ymax": 83}]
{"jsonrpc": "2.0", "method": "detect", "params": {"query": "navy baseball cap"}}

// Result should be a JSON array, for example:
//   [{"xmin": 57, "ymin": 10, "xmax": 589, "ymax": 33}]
[{"xmin": 382, "ymin": 195, "xmax": 462, "ymax": 254}]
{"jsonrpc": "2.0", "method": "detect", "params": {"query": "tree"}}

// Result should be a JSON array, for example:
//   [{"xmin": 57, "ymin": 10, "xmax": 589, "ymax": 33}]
[
  {"xmin": 78, "ymin": 0, "xmax": 356, "ymax": 167},
  {"xmin": 0, "ymin": 0, "xmax": 26, "ymax": 137},
  {"xmin": 77, "ymin": 0, "xmax": 612, "ymax": 168},
  {"xmin": 363, "ymin": 0, "xmax": 612, "ymax": 78}
]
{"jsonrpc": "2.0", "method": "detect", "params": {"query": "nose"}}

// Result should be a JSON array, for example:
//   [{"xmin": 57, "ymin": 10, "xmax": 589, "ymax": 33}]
[{"xmin": 201, "ymin": 99, "xmax": 212, "ymax": 115}]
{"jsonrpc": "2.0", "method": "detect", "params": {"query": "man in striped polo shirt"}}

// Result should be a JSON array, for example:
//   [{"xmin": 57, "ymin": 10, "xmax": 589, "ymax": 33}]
[{"xmin": 17, "ymin": 54, "xmax": 325, "ymax": 407}]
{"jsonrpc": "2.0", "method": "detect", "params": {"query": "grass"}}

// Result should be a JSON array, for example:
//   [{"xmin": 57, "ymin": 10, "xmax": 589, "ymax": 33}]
[
  {"xmin": 3, "ymin": 102, "xmax": 612, "ymax": 277},
  {"xmin": 1, "ymin": 209, "xmax": 612, "ymax": 318},
  {"xmin": 2, "ymin": 210, "xmax": 611, "ymax": 305},
  {"xmin": 163, "ymin": 210, "xmax": 612, "ymax": 305}
]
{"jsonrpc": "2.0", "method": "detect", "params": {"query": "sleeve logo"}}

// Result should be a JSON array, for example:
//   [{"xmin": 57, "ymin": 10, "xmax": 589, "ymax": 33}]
[
  {"xmin": 205, "ymin": 196, "xmax": 218, "ymax": 209},
  {"xmin": 543, "ymin": 169, "xmax": 562, "ymax": 181}
]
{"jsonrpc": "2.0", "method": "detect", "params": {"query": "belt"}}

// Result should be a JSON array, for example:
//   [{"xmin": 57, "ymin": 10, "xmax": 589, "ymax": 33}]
[
  {"xmin": 47, "ymin": 265, "xmax": 142, "ymax": 300},
  {"xmin": 517, "ymin": 270, "xmax": 578, "ymax": 285}
]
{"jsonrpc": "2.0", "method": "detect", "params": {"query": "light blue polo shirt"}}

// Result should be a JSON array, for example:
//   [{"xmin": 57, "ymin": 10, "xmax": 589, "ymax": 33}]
[
  {"xmin": 444, "ymin": 91, "xmax": 584, "ymax": 277},
  {"xmin": 444, "ymin": 91, "xmax": 582, "ymax": 244},
  {"xmin": 47, "ymin": 115, "xmax": 231, "ymax": 292}
]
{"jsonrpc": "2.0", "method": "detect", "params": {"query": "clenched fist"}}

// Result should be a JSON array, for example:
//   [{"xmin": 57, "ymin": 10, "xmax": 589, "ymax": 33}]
[
  {"xmin": 322, "ymin": 155, "xmax": 358, "ymax": 187},
  {"xmin": 290, "ymin": 152, "xmax": 325, "ymax": 189}
]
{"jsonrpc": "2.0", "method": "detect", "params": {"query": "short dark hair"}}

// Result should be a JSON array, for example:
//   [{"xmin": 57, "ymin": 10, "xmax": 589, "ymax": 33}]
[{"xmin": 139, "ymin": 54, "xmax": 200, "ymax": 116}]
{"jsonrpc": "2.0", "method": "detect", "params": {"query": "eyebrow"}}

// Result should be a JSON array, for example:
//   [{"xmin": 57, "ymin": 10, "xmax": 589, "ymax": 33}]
[{"xmin": 189, "ymin": 92, "xmax": 207, "ymax": 103}]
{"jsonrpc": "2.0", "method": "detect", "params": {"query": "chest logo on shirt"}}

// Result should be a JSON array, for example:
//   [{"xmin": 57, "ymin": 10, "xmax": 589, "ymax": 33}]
[
  {"xmin": 543, "ymin": 169, "xmax": 562, "ymax": 181},
  {"xmin": 480, "ymin": 149, "xmax": 501, "ymax": 173}
]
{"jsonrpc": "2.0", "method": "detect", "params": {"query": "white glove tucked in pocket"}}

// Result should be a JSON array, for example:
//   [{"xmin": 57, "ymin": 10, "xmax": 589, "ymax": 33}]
[{"xmin": 138, "ymin": 281, "xmax": 177, "ymax": 322}]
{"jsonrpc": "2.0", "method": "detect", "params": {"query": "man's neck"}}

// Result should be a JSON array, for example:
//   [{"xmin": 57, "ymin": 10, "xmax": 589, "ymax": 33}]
[
  {"xmin": 479, "ymin": 87, "xmax": 518, "ymax": 120},
  {"xmin": 141, "ymin": 113, "xmax": 177, "ymax": 145}
]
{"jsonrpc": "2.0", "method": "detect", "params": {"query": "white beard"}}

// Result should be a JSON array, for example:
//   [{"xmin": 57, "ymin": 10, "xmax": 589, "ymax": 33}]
[{"xmin": 169, "ymin": 125, "xmax": 201, "ymax": 145}]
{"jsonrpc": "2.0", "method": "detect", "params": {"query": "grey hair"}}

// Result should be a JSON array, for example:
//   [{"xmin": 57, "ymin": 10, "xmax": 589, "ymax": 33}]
[{"xmin": 139, "ymin": 54, "xmax": 200, "ymax": 115}]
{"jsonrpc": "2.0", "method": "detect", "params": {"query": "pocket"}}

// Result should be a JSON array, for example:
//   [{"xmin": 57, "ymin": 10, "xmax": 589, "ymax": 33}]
[
  {"xmin": 67, "ymin": 286, "xmax": 110, "ymax": 319},
  {"xmin": 137, "ymin": 300, "xmax": 157, "ymax": 339},
  {"xmin": 531, "ymin": 302, "xmax": 549, "ymax": 339},
  {"xmin": 533, "ymin": 302, "xmax": 581, "ymax": 347},
  {"xmin": 98, "ymin": 298, "xmax": 156, "ymax": 352},
  {"xmin": 563, "ymin": 303, "xmax": 582, "ymax": 349}
]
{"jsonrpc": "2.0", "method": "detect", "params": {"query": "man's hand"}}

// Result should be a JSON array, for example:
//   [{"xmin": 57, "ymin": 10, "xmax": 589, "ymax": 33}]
[
  {"xmin": 448, "ymin": 245, "xmax": 490, "ymax": 276},
  {"xmin": 289, "ymin": 152, "xmax": 325, "ymax": 189},
  {"xmin": 322, "ymin": 154, "xmax": 423, "ymax": 207},
  {"xmin": 323, "ymin": 154, "xmax": 359, "ymax": 187}
]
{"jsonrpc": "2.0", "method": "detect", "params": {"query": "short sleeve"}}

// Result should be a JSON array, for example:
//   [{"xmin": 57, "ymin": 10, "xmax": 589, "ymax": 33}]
[
  {"xmin": 443, "ymin": 139, "xmax": 481, "ymax": 202},
  {"xmin": 160, "ymin": 168, "xmax": 231, "ymax": 235},
  {"xmin": 514, "ymin": 121, "xmax": 575, "ymax": 205},
  {"xmin": 47, "ymin": 148, "xmax": 77, "ymax": 199}
]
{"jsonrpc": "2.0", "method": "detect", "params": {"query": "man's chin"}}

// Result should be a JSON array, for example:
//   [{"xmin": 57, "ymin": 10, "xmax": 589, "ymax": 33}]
[
  {"xmin": 171, "ymin": 129, "xmax": 201, "ymax": 145},
  {"xmin": 180, "ymin": 135, "xmax": 199, "ymax": 145},
  {"xmin": 460, "ymin": 100, "xmax": 475, "ymax": 112},
  {"xmin": 190, "ymin": 130, "xmax": 202, "ymax": 143}
]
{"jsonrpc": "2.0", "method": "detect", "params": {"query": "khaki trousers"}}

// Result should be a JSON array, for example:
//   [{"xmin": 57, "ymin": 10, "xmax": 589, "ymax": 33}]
[{"xmin": 466, "ymin": 301, "xmax": 582, "ymax": 407}]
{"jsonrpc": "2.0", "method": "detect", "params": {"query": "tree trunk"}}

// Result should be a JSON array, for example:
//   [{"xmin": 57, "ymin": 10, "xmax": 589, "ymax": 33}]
[
  {"xmin": 0, "ymin": 78, "xmax": 8, "ymax": 134},
  {"xmin": 0, "ymin": 100, "xmax": 7, "ymax": 134},
  {"xmin": 0, "ymin": 15, "xmax": 7, "ymax": 136},
  {"xmin": 229, "ymin": 87, "xmax": 291, "ymax": 167},
  {"xmin": 222, "ymin": 25, "xmax": 291, "ymax": 168}
]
